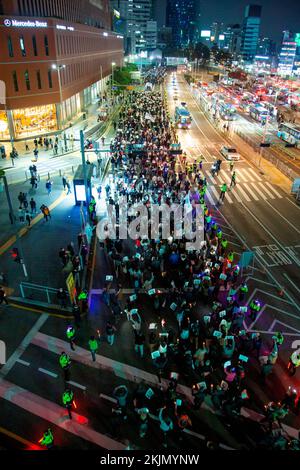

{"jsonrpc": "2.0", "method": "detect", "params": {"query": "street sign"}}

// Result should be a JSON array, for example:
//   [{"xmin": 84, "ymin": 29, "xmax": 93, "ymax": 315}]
[
  {"xmin": 239, "ymin": 251, "xmax": 254, "ymax": 268},
  {"xmin": 66, "ymin": 272, "xmax": 76, "ymax": 304}
]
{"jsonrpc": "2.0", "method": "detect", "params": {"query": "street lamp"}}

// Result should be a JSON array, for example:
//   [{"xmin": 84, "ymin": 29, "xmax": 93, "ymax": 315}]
[
  {"xmin": 111, "ymin": 62, "xmax": 116, "ymax": 99},
  {"xmin": 52, "ymin": 64, "xmax": 66, "ymax": 127}
]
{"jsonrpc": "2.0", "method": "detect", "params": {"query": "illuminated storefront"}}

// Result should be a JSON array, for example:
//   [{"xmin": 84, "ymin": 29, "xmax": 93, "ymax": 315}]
[
  {"xmin": 0, "ymin": 111, "xmax": 10, "ymax": 139},
  {"xmin": 12, "ymin": 104, "xmax": 58, "ymax": 138}
]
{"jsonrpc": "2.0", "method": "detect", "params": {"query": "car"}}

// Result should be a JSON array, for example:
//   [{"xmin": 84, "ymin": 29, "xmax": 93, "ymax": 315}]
[{"xmin": 220, "ymin": 146, "xmax": 241, "ymax": 161}]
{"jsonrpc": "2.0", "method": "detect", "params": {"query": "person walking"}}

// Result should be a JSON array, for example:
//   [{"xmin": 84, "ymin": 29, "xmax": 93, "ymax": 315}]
[
  {"xmin": 46, "ymin": 179, "xmax": 53, "ymax": 196},
  {"xmin": 134, "ymin": 330, "xmax": 145, "ymax": 358},
  {"xmin": 287, "ymin": 347, "xmax": 300, "ymax": 376},
  {"xmin": 25, "ymin": 211, "xmax": 31, "ymax": 226},
  {"xmin": 66, "ymin": 325, "xmax": 76, "ymax": 351},
  {"xmin": 39, "ymin": 428, "xmax": 54, "ymax": 449},
  {"xmin": 219, "ymin": 183, "xmax": 227, "ymax": 202},
  {"xmin": 41, "ymin": 204, "xmax": 51, "ymax": 221},
  {"xmin": 33, "ymin": 148, "xmax": 39, "ymax": 161},
  {"xmin": 88, "ymin": 335, "xmax": 99, "ymax": 362},
  {"xmin": 106, "ymin": 321, "xmax": 116, "ymax": 346},
  {"xmin": 230, "ymin": 171, "xmax": 236, "ymax": 190},
  {"xmin": 0, "ymin": 286, "xmax": 8, "ymax": 305},
  {"xmin": 29, "ymin": 198, "xmax": 36, "ymax": 215},
  {"xmin": 62, "ymin": 389, "xmax": 75, "ymax": 420},
  {"xmin": 65, "ymin": 177, "xmax": 71, "ymax": 195},
  {"xmin": 59, "ymin": 352, "xmax": 71, "ymax": 382},
  {"xmin": 62, "ymin": 176, "xmax": 67, "ymax": 190}
]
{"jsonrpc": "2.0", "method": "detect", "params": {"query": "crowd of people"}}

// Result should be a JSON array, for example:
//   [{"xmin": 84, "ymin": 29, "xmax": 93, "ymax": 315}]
[{"xmin": 93, "ymin": 79, "xmax": 300, "ymax": 450}]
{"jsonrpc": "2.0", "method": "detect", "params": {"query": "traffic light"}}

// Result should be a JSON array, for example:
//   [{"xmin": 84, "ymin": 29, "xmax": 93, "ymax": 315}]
[{"xmin": 11, "ymin": 247, "xmax": 21, "ymax": 263}]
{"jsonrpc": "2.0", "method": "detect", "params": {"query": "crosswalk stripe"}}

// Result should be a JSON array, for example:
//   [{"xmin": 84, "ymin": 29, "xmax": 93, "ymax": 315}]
[
  {"xmin": 205, "ymin": 188, "xmax": 215, "ymax": 204},
  {"xmin": 264, "ymin": 182, "xmax": 283, "ymax": 198},
  {"xmin": 239, "ymin": 168, "xmax": 256, "ymax": 183},
  {"xmin": 235, "ymin": 184, "xmax": 252, "ymax": 202},
  {"xmin": 220, "ymin": 170, "xmax": 231, "ymax": 184},
  {"xmin": 209, "ymin": 185, "xmax": 220, "ymax": 201},
  {"xmin": 247, "ymin": 167, "xmax": 262, "ymax": 181},
  {"xmin": 256, "ymin": 182, "xmax": 275, "ymax": 199},
  {"xmin": 205, "ymin": 172, "xmax": 215, "ymax": 183},
  {"xmin": 247, "ymin": 183, "xmax": 260, "ymax": 201},
  {"xmin": 228, "ymin": 187, "xmax": 242, "ymax": 203},
  {"xmin": 224, "ymin": 190, "xmax": 233, "ymax": 204},
  {"xmin": 253, "ymin": 182, "xmax": 267, "ymax": 200},
  {"xmin": 235, "ymin": 169, "xmax": 247, "ymax": 183}
]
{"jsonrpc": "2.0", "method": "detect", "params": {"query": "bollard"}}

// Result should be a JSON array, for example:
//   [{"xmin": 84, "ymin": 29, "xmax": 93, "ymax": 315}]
[{"xmin": 59, "ymin": 169, "xmax": 62, "ymax": 177}]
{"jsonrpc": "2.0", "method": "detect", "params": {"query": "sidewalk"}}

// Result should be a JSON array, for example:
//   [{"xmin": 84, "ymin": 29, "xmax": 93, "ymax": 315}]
[{"xmin": 0, "ymin": 96, "xmax": 121, "ymax": 171}]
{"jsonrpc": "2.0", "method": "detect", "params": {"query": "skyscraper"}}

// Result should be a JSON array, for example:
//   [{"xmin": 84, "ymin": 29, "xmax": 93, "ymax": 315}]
[
  {"xmin": 278, "ymin": 31, "xmax": 300, "ymax": 77},
  {"xmin": 240, "ymin": 4, "xmax": 262, "ymax": 63},
  {"xmin": 167, "ymin": 0, "xmax": 200, "ymax": 48}
]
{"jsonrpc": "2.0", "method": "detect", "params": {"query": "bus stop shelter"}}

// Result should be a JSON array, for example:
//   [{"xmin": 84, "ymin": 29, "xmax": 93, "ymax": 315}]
[{"xmin": 73, "ymin": 164, "xmax": 95, "ymax": 206}]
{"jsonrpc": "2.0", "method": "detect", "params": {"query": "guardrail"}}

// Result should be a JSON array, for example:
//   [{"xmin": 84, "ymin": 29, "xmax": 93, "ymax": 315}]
[{"xmin": 19, "ymin": 281, "xmax": 72, "ymax": 305}]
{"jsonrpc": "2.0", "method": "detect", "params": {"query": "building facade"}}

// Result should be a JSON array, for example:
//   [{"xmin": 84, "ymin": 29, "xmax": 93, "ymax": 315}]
[
  {"xmin": 278, "ymin": 31, "xmax": 300, "ymax": 77},
  {"xmin": 0, "ymin": 0, "xmax": 123, "ymax": 141},
  {"xmin": 240, "ymin": 4, "xmax": 262, "ymax": 63},
  {"xmin": 167, "ymin": 0, "xmax": 200, "ymax": 48}
]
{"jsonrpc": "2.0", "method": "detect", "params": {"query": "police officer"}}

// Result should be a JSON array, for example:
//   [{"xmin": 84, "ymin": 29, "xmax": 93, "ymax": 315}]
[
  {"xmin": 88, "ymin": 335, "xmax": 98, "ymax": 362},
  {"xmin": 249, "ymin": 299, "xmax": 261, "ymax": 321},
  {"xmin": 66, "ymin": 325, "xmax": 76, "ymax": 351},
  {"xmin": 238, "ymin": 282, "xmax": 248, "ymax": 302},
  {"xmin": 62, "ymin": 389, "xmax": 75, "ymax": 419},
  {"xmin": 59, "ymin": 351, "xmax": 71, "ymax": 381},
  {"xmin": 39, "ymin": 428, "xmax": 54, "ymax": 449}
]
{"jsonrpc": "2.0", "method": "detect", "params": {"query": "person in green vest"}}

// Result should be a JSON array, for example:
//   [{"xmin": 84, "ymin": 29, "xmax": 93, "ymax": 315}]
[
  {"xmin": 227, "ymin": 251, "xmax": 234, "ymax": 263},
  {"xmin": 220, "ymin": 238, "xmax": 228, "ymax": 255},
  {"xmin": 39, "ymin": 428, "xmax": 54, "ymax": 449},
  {"xmin": 88, "ymin": 335, "xmax": 99, "ymax": 362},
  {"xmin": 78, "ymin": 288, "xmax": 88, "ymax": 313},
  {"xmin": 66, "ymin": 325, "xmax": 76, "ymax": 351},
  {"xmin": 216, "ymin": 228, "xmax": 222, "ymax": 240},
  {"xmin": 219, "ymin": 183, "xmax": 227, "ymax": 202},
  {"xmin": 59, "ymin": 351, "xmax": 71, "ymax": 381},
  {"xmin": 249, "ymin": 299, "xmax": 261, "ymax": 321},
  {"xmin": 238, "ymin": 282, "xmax": 248, "ymax": 302},
  {"xmin": 62, "ymin": 389, "xmax": 75, "ymax": 420}
]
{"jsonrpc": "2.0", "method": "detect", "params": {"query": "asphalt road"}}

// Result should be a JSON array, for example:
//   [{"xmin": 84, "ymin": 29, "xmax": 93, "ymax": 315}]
[{"xmin": 1, "ymin": 75, "xmax": 300, "ymax": 451}]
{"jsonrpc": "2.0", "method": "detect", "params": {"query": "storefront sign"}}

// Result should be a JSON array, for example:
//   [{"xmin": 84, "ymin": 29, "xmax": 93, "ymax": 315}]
[
  {"xmin": 4, "ymin": 19, "xmax": 48, "ymax": 28},
  {"xmin": 56, "ymin": 25, "xmax": 75, "ymax": 31},
  {"xmin": 66, "ymin": 273, "xmax": 76, "ymax": 304}
]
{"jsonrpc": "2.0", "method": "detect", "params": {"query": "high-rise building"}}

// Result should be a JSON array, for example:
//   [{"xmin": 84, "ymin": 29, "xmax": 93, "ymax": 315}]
[
  {"xmin": 278, "ymin": 31, "xmax": 300, "ymax": 77},
  {"xmin": 257, "ymin": 37, "xmax": 277, "ymax": 57},
  {"xmin": 110, "ymin": 0, "xmax": 152, "ymax": 54},
  {"xmin": 210, "ymin": 22, "xmax": 224, "ymax": 47},
  {"xmin": 240, "ymin": 4, "xmax": 262, "ymax": 63},
  {"xmin": 0, "ymin": 0, "xmax": 123, "ymax": 141},
  {"xmin": 222, "ymin": 24, "xmax": 241, "ymax": 58},
  {"xmin": 145, "ymin": 20, "xmax": 157, "ymax": 50},
  {"xmin": 167, "ymin": 0, "xmax": 200, "ymax": 48}
]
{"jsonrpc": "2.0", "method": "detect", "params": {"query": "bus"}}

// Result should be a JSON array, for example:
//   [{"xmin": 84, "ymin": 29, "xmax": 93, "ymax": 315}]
[
  {"xmin": 278, "ymin": 123, "xmax": 300, "ymax": 147},
  {"xmin": 219, "ymin": 101, "xmax": 237, "ymax": 120},
  {"xmin": 175, "ymin": 106, "xmax": 192, "ymax": 129},
  {"xmin": 249, "ymin": 105, "xmax": 269, "ymax": 122}
]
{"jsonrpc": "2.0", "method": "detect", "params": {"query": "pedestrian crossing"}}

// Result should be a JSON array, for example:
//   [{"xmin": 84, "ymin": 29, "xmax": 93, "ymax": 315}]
[
  {"xmin": 202, "ymin": 167, "xmax": 284, "ymax": 204},
  {"xmin": 32, "ymin": 158, "xmax": 78, "ymax": 178}
]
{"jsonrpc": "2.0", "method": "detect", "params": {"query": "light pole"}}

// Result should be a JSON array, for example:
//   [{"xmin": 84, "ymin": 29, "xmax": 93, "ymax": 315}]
[
  {"xmin": 52, "ymin": 64, "xmax": 66, "ymax": 128},
  {"xmin": 111, "ymin": 62, "xmax": 116, "ymax": 101},
  {"xmin": 0, "ymin": 169, "xmax": 28, "ymax": 278}
]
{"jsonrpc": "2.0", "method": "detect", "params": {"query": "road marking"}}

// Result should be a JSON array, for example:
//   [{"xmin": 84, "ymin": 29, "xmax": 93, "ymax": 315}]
[
  {"xmin": 0, "ymin": 425, "xmax": 41, "ymax": 450},
  {"xmin": 99, "ymin": 393, "xmax": 117, "ymax": 404},
  {"xmin": 257, "ymin": 182, "xmax": 275, "ymax": 199},
  {"xmin": 0, "ymin": 313, "xmax": 49, "ymax": 379},
  {"xmin": 220, "ymin": 170, "xmax": 231, "ymax": 184},
  {"xmin": 8, "ymin": 303, "xmax": 73, "ymax": 320},
  {"xmin": 0, "ymin": 379, "xmax": 125, "ymax": 450},
  {"xmin": 239, "ymin": 168, "xmax": 254, "ymax": 182},
  {"xmin": 235, "ymin": 184, "xmax": 251, "ymax": 202},
  {"xmin": 209, "ymin": 185, "xmax": 219, "ymax": 201},
  {"xmin": 38, "ymin": 368, "xmax": 58, "ymax": 378},
  {"xmin": 264, "ymin": 182, "xmax": 283, "ymax": 198},
  {"xmin": 16, "ymin": 359, "xmax": 30, "ymax": 367},
  {"xmin": 283, "ymin": 273, "xmax": 300, "ymax": 294},
  {"xmin": 66, "ymin": 380, "xmax": 87, "ymax": 391},
  {"xmin": 264, "ymin": 200, "xmax": 300, "ymax": 235},
  {"xmin": 248, "ymin": 183, "xmax": 260, "ymax": 201},
  {"xmin": 205, "ymin": 189, "xmax": 215, "ymax": 204},
  {"xmin": 228, "ymin": 188, "xmax": 243, "ymax": 203},
  {"xmin": 265, "ymin": 304, "xmax": 300, "ymax": 320}
]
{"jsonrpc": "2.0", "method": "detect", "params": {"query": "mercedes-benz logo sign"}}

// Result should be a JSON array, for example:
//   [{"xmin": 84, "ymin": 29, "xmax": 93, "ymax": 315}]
[{"xmin": 4, "ymin": 19, "xmax": 12, "ymax": 27}]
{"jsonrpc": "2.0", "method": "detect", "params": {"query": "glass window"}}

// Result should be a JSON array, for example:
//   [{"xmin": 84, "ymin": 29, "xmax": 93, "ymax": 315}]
[
  {"xmin": 20, "ymin": 36, "xmax": 26, "ymax": 56},
  {"xmin": 7, "ymin": 36, "xmax": 14, "ymax": 57},
  {"xmin": 12, "ymin": 71, "xmax": 19, "ymax": 92},
  {"xmin": 24, "ymin": 70, "xmax": 30, "ymax": 90},
  {"xmin": 48, "ymin": 69, "xmax": 52, "ymax": 88},
  {"xmin": 32, "ymin": 35, "xmax": 38, "ymax": 56},
  {"xmin": 36, "ymin": 70, "xmax": 42, "ymax": 89},
  {"xmin": 44, "ymin": 35, "xmax": 49, "ymax": 56}
]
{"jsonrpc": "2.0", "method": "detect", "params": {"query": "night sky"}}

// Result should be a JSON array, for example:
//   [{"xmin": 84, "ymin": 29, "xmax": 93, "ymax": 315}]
[{"xmin": 200, "ymin": 0, "xmax": 300, "ymax": 44}]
